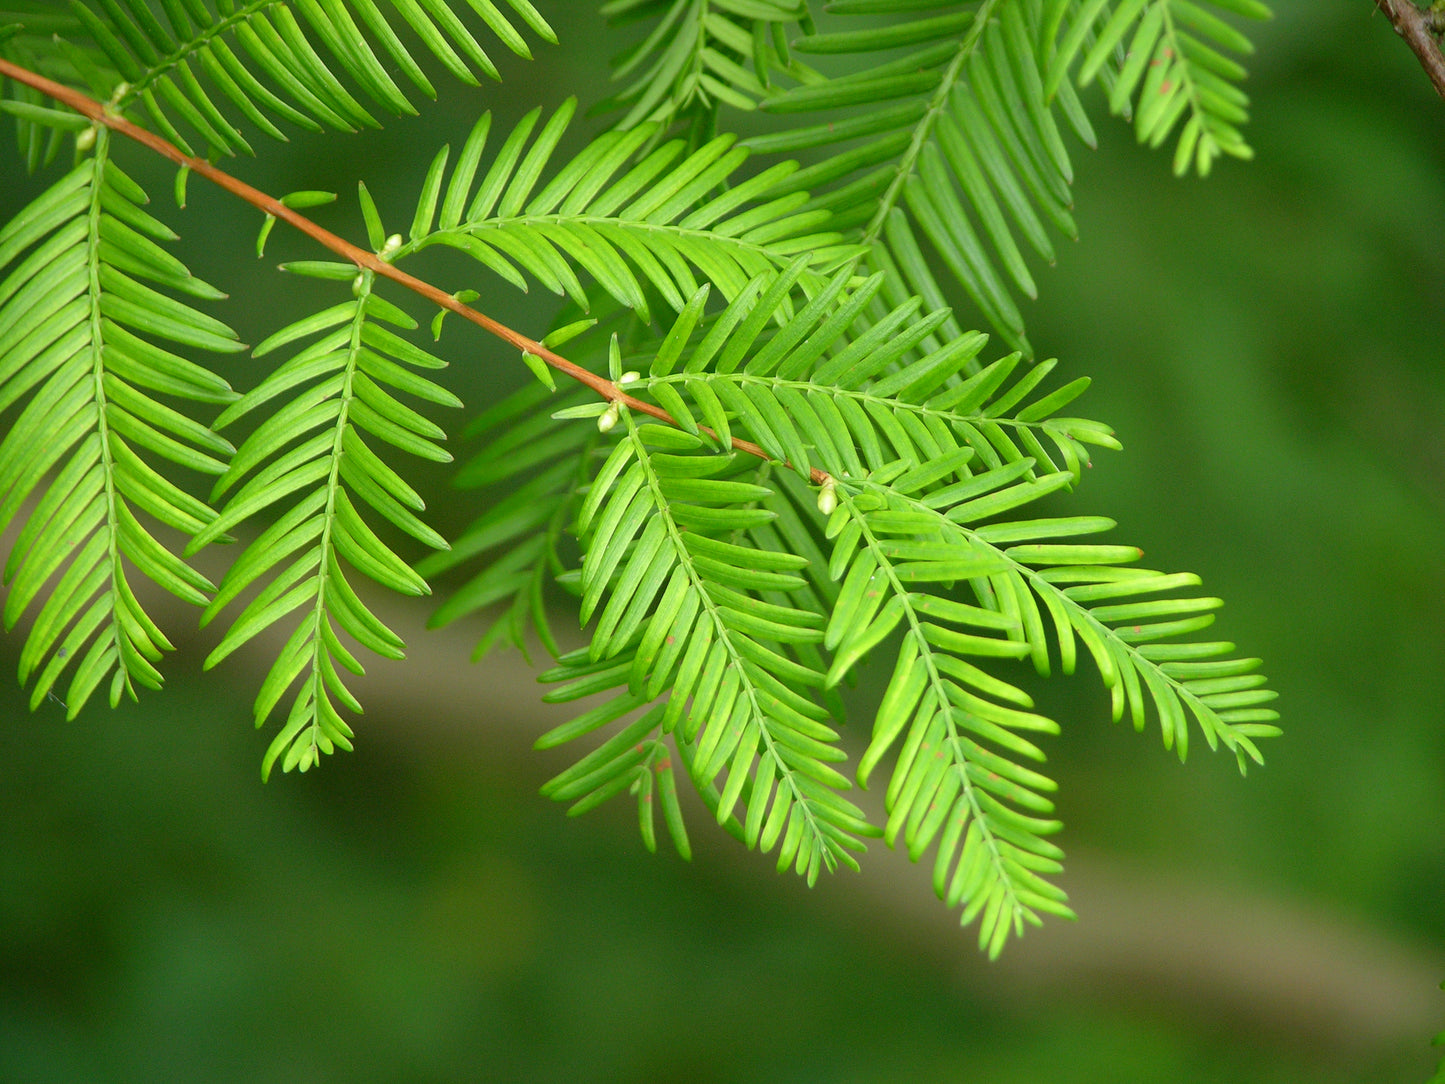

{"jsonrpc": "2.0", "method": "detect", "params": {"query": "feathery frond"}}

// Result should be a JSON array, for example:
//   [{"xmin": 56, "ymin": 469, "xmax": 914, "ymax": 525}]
[
  {"xmin": 1046, "ymin": 0, "xmax": 1271, "ymax": 176},
  {"xmin": 598, "ymin": 0, "xmax": 815, "ymax": 134},
  {"xmin": 599, "ymin": 0, "xmax": 1266, "ymax": 348},
  {"xmin": 1, "ymin": 0, "xmax": 556, "ymax": 158},
  {"xmin": 0, "ymin": 127, "xmax": 239, "ymax": 716},
  {"xmin": 192, "ymin": 265, "xmax": 457, "ymax": 777},
  {"xmin": 397, "ymin": 99, "xmax": 864, "ymax": 323},
  {"xmin": 590, "ymin": 267, "xmax": 1272, "ymax": 949},
  {"xmin": 735, "ymin": 0, "xmax": 1083, "ymax": 354},
  {"xmin": 821, "ymin": 464, "xmax": 1278, "ymax": 951},
  {"xmin": 539, "ymin": 394, "xmax": 875, "ymax": 883}
]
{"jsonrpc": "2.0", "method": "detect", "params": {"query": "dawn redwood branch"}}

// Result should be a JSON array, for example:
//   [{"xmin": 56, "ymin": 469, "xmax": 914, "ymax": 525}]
[
  {"xmin": 0, "ymin": 57, "xmax": 831, "ymax": 487},
  {"xmin": 1373, "ymin": 0, "xmax": 1445, "ymax": 99}
]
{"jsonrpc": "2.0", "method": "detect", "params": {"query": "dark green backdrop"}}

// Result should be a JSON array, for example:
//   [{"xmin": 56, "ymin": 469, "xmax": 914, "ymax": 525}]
[{"xmin": 2, "ymin": 2, "xmax": 1443, "ymax": 1080}]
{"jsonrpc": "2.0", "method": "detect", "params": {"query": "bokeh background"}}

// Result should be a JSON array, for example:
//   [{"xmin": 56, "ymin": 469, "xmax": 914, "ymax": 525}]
[{"xmin": 2, "ymin": 1, "xmax": 1444, "ymax": 1080}]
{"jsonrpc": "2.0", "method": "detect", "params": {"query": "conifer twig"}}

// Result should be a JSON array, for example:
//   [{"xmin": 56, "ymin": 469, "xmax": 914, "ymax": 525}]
[{"xmin": 0, "ymin": 57, "xmax": 830, "ymax": 486}]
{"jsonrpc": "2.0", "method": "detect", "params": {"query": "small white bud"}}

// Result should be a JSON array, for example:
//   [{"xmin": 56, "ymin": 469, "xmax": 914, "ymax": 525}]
[
  {"xmin": 379, "ymin": 233, "xmax": 403, "ymax": 260},
  {"xmin": 816, "ymin": 479, "xmax": 837, "ymax": 516},
  {"xmin": 597, "ymin": 402, "xmax": 621, "ymax": 433},
  {"xmin": 618, "ymin": 371, "xmax": 640, "ymax": 386},
  {"xmin": 76, "ymin": 126, "xmax": 96, "ymax": 153}
]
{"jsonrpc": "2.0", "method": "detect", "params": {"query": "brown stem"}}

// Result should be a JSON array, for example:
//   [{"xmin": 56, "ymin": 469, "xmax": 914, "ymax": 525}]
[
  {"xmin": 1373, "ymin": 0, "xmax": 1445, "ymax": 99},
  {"xmin": 0, "ymin": 57, "xmax": 830, "ymax": 486}
]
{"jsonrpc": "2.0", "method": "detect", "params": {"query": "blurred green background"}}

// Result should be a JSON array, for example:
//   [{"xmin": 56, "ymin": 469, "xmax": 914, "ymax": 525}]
[{"xmin": 2, "ymin": 1, "xmax": 1444, "ymax": 1080}]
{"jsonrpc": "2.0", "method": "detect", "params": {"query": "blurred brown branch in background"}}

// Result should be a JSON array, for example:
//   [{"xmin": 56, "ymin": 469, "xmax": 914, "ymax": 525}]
[{"xmin": 1374, "ymin": 0, "xmax": 1445, "ymax": 97}]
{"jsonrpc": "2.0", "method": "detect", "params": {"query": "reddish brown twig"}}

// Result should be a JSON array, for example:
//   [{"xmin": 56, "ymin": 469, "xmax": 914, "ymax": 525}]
[
  {"xmin": 0, "ymin": 57, "xmax": 830, "ymax": 486},
  {"xmin": 1373, "ymin": 0, "xmax": 1445, "ymax": 99}
]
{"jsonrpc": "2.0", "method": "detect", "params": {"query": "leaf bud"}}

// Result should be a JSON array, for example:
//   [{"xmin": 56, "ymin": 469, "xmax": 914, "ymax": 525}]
[
  {"xmin": 597, "ymin": 402, "xmax": 621, "ymax": 433},
  {"xmin": 816, "ymin": 477, "xmax": 837, "ymax": 515}
]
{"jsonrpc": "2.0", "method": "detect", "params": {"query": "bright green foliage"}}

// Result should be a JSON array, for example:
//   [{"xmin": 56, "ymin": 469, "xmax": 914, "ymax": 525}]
[
  {"xmin": 502, "ymin": 267, "xmax": 1273, "ymax": 950},
  {"xmin": 1045, "ymin": 0, "xmax": 1270, "ymax": 175},
  {"xmin": 395, "ymin": 99, "xmax": 864, "ymax": 322},
  {"xmin": 0, "ymin": 0, "xmax": 1277, "ymax": 954},
  {"xmin": 752, "ymin": 0, "xmax": 1081, "ymax": 354},
  {"xmin": 600, "ymin": 0, "xmax": 1268, "ymax": 351},
  {"xmin": 0, "ymin": 126, "xmax": 239, "ymax": 719},
  {"xmin": 193, "ymin": 272, "xmax": 459, "ymax": 778},
  {"xmin": 597, "ymin": 0, "xmax": 812, "ymax": 133},
  {"xmin": 0, "ymin": 0, "xmax": 555, "ymax": 160}
]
